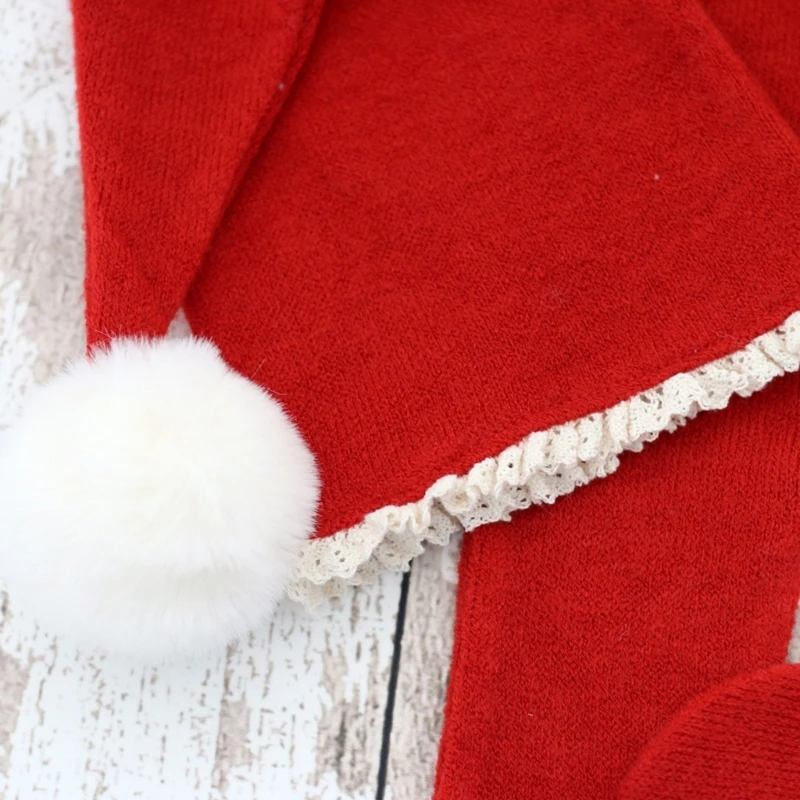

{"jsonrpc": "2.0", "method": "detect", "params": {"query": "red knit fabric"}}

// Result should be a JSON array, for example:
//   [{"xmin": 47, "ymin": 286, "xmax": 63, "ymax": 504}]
[
  {"xmin": 71, "ymin": 0, "xmax": 324, "ymax": 342},
  {"xmin": 71, "ymin": 0, "xmax": 800, "ymax": 540},
  {"xmin": 433, "ymin": 371, "xmax": 800, "ymax": 800},
  {"xmin": 620, "ymin": 665, "xmax": 800, "ymax": 799},
  {"xmin": 67, "ymin": 0, "xmax": 800, "ymax": 789},
  {"xmin": 703, "ymin": 0, "xmax": 800, "ymax": 136}
]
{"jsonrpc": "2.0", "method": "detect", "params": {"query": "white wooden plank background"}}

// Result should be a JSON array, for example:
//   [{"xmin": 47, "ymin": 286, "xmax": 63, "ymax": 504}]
[{"xmin": 0, "ymin": 2, "xmax": 459, "ymax": 798}]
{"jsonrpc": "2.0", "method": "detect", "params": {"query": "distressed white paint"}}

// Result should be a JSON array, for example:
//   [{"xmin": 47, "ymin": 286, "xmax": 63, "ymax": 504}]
[
  {"xmin": 0, "ymin": 0, "xmax": 78, "ymax": 187},
  {"xmin": 0, "ymin": 578, "xmax": 404, "ymax": 800},
  {"xmin": 0, "ymin": 273, "xmax": 37, "ymax": 426},
  {"xmin": 385, "ymin": 539, "xmax": 460, "ymax": 800},
  {"xmin": 0, "ymin": 599, "xmax": 226, "ymax": 800},
  {"xmin": 210, "ymin": 580, "xmax": 402, "ymax": 800}
]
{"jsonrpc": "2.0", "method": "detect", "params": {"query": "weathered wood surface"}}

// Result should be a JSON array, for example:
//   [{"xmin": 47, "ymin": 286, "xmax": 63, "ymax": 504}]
[
  {"xmin": 0, "ymin": 3, "xmax": 457, "ymax": 798},
  {"xmin": 0, "ymin": 573, "xmax": 408, "ymax": 800},
  {"xmin": 385, "ymin": 540, "xmax": 460, "ymax": 800}
]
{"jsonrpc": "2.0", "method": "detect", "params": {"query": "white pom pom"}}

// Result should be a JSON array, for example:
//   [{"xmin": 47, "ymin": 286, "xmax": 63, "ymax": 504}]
[{"xmin": 0, "ymin": 338, "xmax": 320, "ymax": 660}]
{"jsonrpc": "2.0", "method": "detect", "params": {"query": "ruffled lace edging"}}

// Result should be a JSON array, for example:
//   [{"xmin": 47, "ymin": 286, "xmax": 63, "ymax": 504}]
[{"xmin": 288, "ymin": 312, "xmax": 800, "ymax": 607}]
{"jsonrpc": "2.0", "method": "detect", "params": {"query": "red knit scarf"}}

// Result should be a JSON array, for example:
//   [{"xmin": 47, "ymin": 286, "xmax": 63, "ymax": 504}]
[{"xmin": 66, "ymin": 0, "xmax": 800, "ymax": 793}]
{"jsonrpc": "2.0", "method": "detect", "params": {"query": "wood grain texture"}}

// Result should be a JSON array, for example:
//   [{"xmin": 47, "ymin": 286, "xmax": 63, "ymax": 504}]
[
  {"xmin": 211, "ymin": 580, "xmax": 401, "ymax": 800},
  {"xmin": 385, "ymin": 538, "xmax": 460, "ymax": 800},
  {"xmin": 0, "ymin": 596, "xmax": 225, "ymax": 799},
  {"xmin": 0, "ymin": 577, "xmax": 405, "ymax": 800}
]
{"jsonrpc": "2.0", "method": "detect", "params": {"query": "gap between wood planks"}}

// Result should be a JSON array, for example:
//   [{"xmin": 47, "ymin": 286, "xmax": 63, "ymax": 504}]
[{"xmin": 375, "ymin": 568, "xmax": 412, "ymax": 799}]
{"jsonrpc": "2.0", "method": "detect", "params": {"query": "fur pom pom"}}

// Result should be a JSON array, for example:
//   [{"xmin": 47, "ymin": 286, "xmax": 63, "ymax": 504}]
[{"xmin": 0, "ymin": 337, "xmax": 320, "ymax": 660}]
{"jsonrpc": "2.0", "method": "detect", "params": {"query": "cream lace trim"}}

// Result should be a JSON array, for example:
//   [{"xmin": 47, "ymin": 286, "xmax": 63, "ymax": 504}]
[{"xmin": 288, "ymin": 312, "xmax": 800, "ymax": 607}]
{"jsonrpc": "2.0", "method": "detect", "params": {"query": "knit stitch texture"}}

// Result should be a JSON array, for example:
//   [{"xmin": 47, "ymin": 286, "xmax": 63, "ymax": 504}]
[
  {"xmin": 71, "ymin": 0, "xmax": 800, "ymax": 595},
  {"xmin": 434, "ymin": 371, "xmax": 800, "ymax": 799}
]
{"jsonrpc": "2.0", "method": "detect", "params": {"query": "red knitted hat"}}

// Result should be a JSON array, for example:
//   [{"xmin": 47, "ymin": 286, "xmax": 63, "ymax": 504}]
[{"xmin": 1, "ymin": 0, "xmax": 799, "ymax": 659}]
